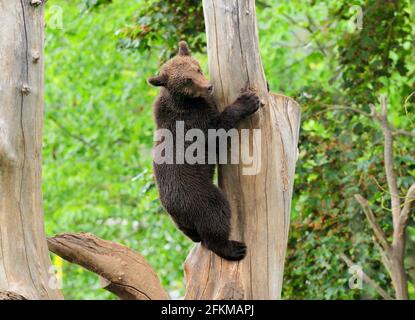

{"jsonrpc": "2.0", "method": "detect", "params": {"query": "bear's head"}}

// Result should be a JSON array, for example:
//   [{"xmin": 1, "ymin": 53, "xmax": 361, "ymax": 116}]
[{"xmin": 148, "ymin": 41, "xmax": 213, "ymax": 98}]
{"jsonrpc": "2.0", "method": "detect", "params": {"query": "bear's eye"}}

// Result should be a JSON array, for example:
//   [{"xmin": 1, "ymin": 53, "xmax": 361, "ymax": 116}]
[{"xmin": 185, "ymin": 78, "xmax": 193, "ymax": 84}]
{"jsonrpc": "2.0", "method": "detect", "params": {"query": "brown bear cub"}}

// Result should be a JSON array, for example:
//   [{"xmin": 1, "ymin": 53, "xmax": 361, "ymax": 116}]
[{"xmin": 149, "ymin": 41, "xmax": 261, "ymax": 261}]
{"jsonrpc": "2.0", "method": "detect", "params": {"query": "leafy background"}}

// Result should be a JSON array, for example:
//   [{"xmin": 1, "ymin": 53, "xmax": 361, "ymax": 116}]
[{"xmin": 43, "ymin": 0, "xmax": 415, "ymax": 299}]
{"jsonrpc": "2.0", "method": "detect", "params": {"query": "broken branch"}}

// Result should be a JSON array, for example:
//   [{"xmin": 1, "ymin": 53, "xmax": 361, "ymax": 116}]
[{"xmin": 48, "ymin": 233, "xmax": 169, "ymax": 300}]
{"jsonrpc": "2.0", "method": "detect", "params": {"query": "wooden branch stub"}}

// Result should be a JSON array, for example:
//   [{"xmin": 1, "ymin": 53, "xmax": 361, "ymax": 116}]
[
  {"xmin": 31, "ymin": 49, "xmax": 41, "ymax": 63},
  {"xmin": 30, "ymin": 0, "xmax": 43, "ymax": 7},
  {"xmin": 48, "ymin": 233, "xmax": 169, "ymax": 300}
]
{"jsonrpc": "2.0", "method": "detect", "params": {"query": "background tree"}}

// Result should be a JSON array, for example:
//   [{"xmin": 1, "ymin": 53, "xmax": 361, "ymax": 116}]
[
  {"xmin": 0, "ymin": 0, "xmax": 62, "ymax": 300},
  {"xmin": 284, "ymin": 0, "xmax": 415, "ymax": 299}
]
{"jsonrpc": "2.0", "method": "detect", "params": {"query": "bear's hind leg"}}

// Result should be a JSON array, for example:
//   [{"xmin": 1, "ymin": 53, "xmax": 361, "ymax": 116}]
[
  {"xmin": 195, "ymin": 187, "xmax": 247, "ymax": 261},
  {"xmin": 179, "ymin": 225, "xmax": 202, "ymax": 243},
  {"xmin": 204, "ymin": 238, "xmax": 247, "ymax": 261}
]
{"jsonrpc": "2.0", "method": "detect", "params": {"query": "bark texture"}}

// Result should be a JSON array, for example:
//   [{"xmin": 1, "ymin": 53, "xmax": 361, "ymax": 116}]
[
  {"xmin": 185, "ymin": 0, "xmax": 301, "ymax": 300},
  {"xmin": 0, "ymin": 0, "xmax": 62, "ymax": 300},
  {"xmin": 48, "ymin": 233, "xmax": 169, "ymax": 300},
  {"xmin": 0, "ymin": 290, "xmax": 27, "ymax": 300}
]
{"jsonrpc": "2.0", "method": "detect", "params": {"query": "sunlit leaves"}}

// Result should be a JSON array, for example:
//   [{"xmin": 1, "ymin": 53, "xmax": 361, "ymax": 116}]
[{"xmin": 116, "ymin": 0, "xmax": 205, "ymax": 61}]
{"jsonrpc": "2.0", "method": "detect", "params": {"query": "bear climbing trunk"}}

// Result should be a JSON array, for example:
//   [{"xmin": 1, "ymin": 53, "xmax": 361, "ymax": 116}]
[
  {"xmin": 0, "ymin": 1, "xmax": 62, "ymax": 300},
  {"xmin": 184, "ymin": 0, "xmax": 301, "ymax": 299}
]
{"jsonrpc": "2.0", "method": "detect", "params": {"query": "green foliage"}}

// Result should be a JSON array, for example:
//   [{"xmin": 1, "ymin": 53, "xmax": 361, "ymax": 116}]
[
  {"xmin": 116, "ymin": 0, "xmax": 205, "ymax": 61},
  {"xmin": 81, "ymin": 0, "xmax": 113, "ymax": 11},
  {"xmin": 115, "ymin": 0, "xmax": 273, "ymax": 61},
  {"xmin": 335, "ymin": 0, "xmax": 413, "ymax": 105}
]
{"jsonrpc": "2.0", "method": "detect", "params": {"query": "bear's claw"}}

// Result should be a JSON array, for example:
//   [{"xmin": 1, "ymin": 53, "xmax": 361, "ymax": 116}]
[{"xmin": 234, "ymin": 91, "xmax": 261, "ymax": 117}]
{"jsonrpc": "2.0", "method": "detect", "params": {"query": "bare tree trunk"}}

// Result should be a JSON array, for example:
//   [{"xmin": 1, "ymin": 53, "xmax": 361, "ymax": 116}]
[
  {"xmin": 354, "ymin": 97, "xmax": 415, "ymax": 300},
  {"xmin": 185, "ymin": 0, "xmax": 301, "ymax": 300},
  {"xmin": 388, "ymin": 257, "xmax": 408, "ymax": 300},
  {"xmin": 0, "ymin": 0, "xmax": 62, "ymax": 300}
]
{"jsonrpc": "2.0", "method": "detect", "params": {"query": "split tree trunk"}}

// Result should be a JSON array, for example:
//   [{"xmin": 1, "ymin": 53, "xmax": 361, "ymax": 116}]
[
  {"xmin": 185, "ymin": 0, "xmax": 301, "ymax": 300},
  {"xmin": 0, "ymin": 0, "xmax": 62, "ymax": 300}
]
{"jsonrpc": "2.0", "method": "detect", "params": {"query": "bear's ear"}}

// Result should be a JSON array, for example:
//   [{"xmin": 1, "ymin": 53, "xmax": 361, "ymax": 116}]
[
  {"xmin": 178, "ymin": 41, "xmax": 191, "ymax": 56},
  {"xmin": 148, "ymin": 74, "xmax": 168, "ymax": 87}
]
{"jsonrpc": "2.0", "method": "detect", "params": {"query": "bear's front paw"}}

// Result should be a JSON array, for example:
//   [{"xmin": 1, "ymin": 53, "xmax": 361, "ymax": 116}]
[{"xmin": 233, "ymin": 91, "xmax": 262, "ymax": 117}]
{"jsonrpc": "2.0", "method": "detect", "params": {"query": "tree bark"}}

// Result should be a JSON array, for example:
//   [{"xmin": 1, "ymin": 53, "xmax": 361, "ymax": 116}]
[
  {"xmin": 0, "ymin": 0, "xmax": 62, "ymax": 300},
  {"xmin": 48, "ymin": 233, "xmax": 169, "ymax": 300},
  {"xmin": 388, "ymin": 257, "xmax": 408, "ymax": 300},
  {"xmin": 185, "ymin": 0, "xmax": 301, "ymax": 300}
]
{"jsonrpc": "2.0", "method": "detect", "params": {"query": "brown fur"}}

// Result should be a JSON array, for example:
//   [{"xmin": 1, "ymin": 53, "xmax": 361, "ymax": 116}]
[{"xmin": 149, "ymin": 41, "xmax": 261, "ymax": 261}]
